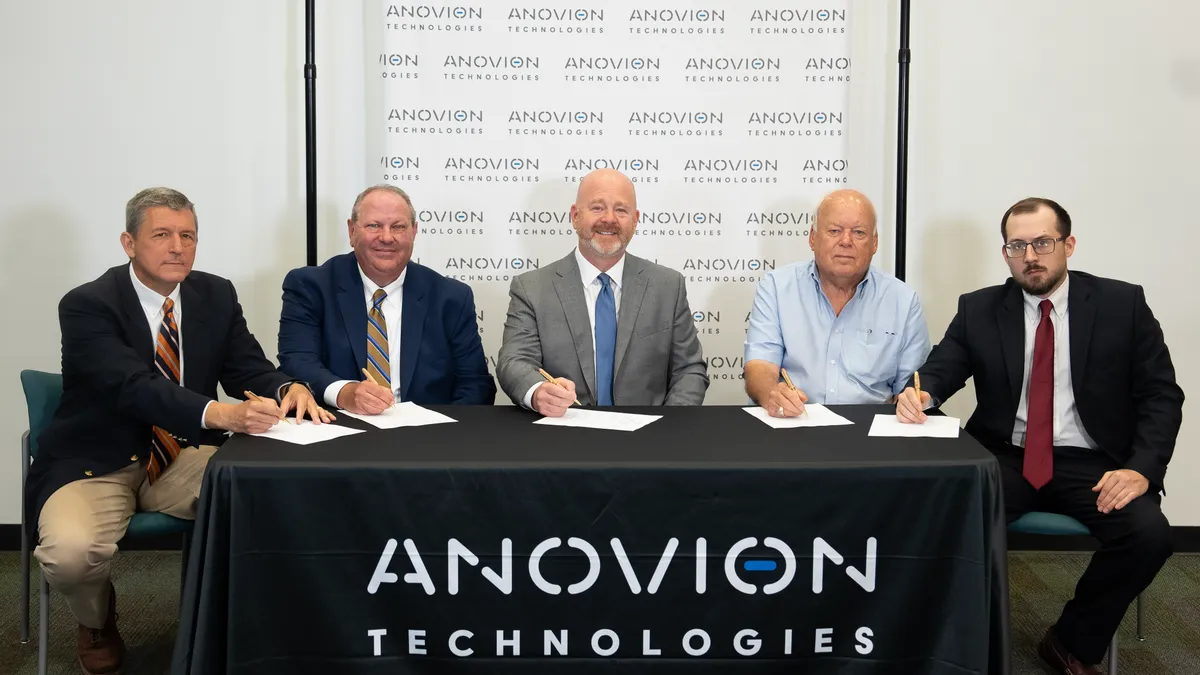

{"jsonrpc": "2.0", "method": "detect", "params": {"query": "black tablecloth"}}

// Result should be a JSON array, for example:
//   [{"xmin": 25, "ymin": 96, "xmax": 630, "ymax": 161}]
[{"xmin": 171, "ymin": 405, "xmax": 1009, "ymax": 675}]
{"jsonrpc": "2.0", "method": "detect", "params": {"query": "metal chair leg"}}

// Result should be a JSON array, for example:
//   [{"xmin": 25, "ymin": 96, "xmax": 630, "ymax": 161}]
[
  {"xmin": 1108, "ymin": 633, "xmax": 1117, "ymax": 675},
  {"xmin": 39, "ymin": 573, "xmax": 49, "ymax": 675},
  {"xmin": 1136, "ymin": 593, "xmax": 1145, "ymax": 641},
  {"xmin": 21, "ymin": 430, "xmax": 31, "ymax": 644},
  {"xmin": 20, "ymin": 522, "xmax": 30, "ymax": 644},
  {"xmin": 180, "ymin": 531, "xmax": 192, "ymax": 591}
]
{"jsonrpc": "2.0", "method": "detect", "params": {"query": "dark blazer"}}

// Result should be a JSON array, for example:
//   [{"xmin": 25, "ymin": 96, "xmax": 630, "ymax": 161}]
[
  {"xmin": 278, "ymin": 254, "xmax": 495, "ymax": 406},
  {"xmin": 26, "ymin": 264, "xmax": 294, "ymax": 529},
  {"xmin": 918, "ymin": 271, "xmax": 1183, "ymax": 490}
]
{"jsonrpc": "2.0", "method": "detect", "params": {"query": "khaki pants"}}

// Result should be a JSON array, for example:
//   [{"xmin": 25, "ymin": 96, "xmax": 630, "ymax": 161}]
[{"xmin": 33, "ymin": 445, "xmax": 217, "ymax": 628}]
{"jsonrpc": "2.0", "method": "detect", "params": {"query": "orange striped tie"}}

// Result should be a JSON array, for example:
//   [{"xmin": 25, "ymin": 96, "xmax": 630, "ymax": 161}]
[
  {"xmin": 366, "ymin": 289, "xmax": 391, "ymax": 389},
  {"xmin": 147, "ymin": 298, "xmax": 183, "ymax": 484}
]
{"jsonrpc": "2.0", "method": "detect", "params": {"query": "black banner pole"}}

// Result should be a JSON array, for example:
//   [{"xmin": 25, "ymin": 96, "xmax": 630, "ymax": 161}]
[
  {"xmin": 894, "ymin": 0, "xmax": 911, "ymax": 281},
  {"xmin": 304, "ymin": 0, "xmax": 318, "ymax": 266}
]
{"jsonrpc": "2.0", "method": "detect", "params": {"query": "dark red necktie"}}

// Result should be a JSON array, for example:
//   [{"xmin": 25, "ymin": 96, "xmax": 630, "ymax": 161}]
[{"xmin": 1023, "ymin": 299, "xmax": 1054, "ymax": 490}]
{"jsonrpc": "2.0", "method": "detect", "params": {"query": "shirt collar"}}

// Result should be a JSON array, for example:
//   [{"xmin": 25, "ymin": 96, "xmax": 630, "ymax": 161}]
[
  {"xmin": 359, "ymin": 264, "xmax": 406, "ymax": 301},
  {"xmin": 1022, "ymin": 273, "xmax": 1070, "ymax": 319},
  {"xmin": 575, "ymin": 247, "xmax": 624, "ymax": 289},
  {"xmin": 128, "ymin": 263, "xmax": 181, "ymax": 315}
]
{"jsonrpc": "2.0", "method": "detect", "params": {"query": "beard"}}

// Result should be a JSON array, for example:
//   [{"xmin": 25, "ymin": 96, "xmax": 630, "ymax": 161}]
[
  {"xmin": 578, "ymin": 227, "xmax": 629, "ymax": 258},
  {"xmin": 1016, "ymin": 264, "xmax": 1065, "ymax": 296}
]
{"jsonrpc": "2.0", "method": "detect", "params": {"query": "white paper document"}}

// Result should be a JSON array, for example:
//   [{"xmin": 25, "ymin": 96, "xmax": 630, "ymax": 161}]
[
  {"xmin": 250, "ymin": 420, "xmax": 366, "ymax": 445},
  {"xmin": 533, "ymin": 408, "xmax": 662, "ymax": 432},
  {"xmin": 742, "ymin": 404, "xmax": 855, "ymax": 429},
  {"xmin": 339, "ymin": 401, "xmax": 458, "ymax": 429},
  {"xmin": 867, "ymin": 414, "xmax": 961, "ymax": 438}
]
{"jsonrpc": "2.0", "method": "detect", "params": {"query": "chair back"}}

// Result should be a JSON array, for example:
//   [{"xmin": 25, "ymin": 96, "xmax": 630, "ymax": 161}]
[{"xmin": 20, "ymin": 370, "xmax": 64, "ymax": 460}]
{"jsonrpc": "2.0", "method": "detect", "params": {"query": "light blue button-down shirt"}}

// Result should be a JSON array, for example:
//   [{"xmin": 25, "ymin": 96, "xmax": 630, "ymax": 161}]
[{"xmin": 744, "ymin": 260, "xmax": 931, "ymax": 404}]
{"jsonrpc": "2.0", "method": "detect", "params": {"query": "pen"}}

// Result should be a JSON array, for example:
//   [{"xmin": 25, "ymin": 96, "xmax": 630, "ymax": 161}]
[
  {"xmin": 361, "ymin": 367, "xmax": 382, "ymax": 386},
  {"xmin": 779, "ymin": 368, "xmax": 808, "ymax": 418},
  {"xmin": 538, "ymin": 368, "xmax": 582, "ymax": 406},
  {"xmin": 244, "ymin": 390, "xmax": 292, "ymax": 424}
]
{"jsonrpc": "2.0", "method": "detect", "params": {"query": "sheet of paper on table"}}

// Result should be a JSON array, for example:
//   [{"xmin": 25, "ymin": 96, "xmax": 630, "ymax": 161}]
[
  {"xmin": 867, "ymin": 414, "xmax": 961, "ymax": 438},
  {"xmin": 249, "ymin": 420, "xmax": 366, "ymax": 445},
  {"xmin": 340, "ymin": 401, "xmax": 458, "ymax": 429},
  {"xmin": 742, "ymin": 404, "xmax": 855, "ymax": 429},
  {"xmin": 533, "ymin": 408, "xmax": 662, "ymax": 432}
]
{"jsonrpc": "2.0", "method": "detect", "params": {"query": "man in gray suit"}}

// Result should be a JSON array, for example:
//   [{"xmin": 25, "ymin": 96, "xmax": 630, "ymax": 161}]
[{"xmin": 497, "ymin": 169, "xmax": 709, "ymax": 415}]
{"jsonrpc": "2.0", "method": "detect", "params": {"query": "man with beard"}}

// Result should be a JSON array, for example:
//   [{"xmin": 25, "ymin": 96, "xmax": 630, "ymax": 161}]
[
  {"xmin": 896, "ymin": 197, "xmax": 1182, "ymax": 675},
  {"xmin": 278, "ymin": 184, "xmax": 495, "ymax": 411},
  {"xmin": 497, "ymin": 168, "xmax": 708, "ymax": 415}
]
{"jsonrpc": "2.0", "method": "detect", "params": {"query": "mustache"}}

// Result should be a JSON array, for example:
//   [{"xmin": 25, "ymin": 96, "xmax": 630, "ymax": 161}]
[{"xmin": 1024, "ymin": 265, "xmax": 1045, "ymax": 273}]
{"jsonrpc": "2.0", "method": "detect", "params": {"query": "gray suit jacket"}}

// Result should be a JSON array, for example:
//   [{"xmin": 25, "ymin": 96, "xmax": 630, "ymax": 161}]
[{"xmin": 497, "ymin": 251, "xmax": 709, "ymax": 406}]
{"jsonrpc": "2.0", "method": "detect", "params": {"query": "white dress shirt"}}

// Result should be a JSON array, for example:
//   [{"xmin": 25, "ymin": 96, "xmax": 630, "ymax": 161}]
[
  {"xmin": 522, "ymin": 248, "xmax": 625, "ymax": 408},
  {"xmin": 129, "ymin": 264, "xmax": 214, "ymax": 427},
  {"xmin": 324, "ymin": 265, "xmax": 406, "ymax": 408},
  {"xmin": 1011, "ymin": 275, "xmax": 1098, "ymax": 449}
]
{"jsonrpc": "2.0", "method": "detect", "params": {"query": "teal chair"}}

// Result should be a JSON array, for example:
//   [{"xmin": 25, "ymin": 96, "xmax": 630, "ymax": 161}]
[
  {"xmin": 1009, "ymin": 511, "xmax": 1146, "ymax": 675},
  {"xmin": 20, "ymin": 370, "xmax": 194, "ymax": 675}
]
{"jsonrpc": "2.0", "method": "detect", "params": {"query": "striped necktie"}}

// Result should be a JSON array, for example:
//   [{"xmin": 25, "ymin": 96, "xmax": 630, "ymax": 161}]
[
  {"xmin": 366, "ymin": 289, "xmax": 391, "ymax": 389},
  {"xmin": 147, "ymin": 297, "xmax": 182, "ymax": 484}
]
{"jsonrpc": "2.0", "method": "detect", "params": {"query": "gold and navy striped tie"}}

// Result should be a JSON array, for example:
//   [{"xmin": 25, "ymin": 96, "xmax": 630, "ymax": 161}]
[
  {"xmin": 366, "ymin": 289, "xmax": 391, "ymax": 389},
  {"xmin": 147, "ymin": 297, "xmax": 183, "ymax": 484}
]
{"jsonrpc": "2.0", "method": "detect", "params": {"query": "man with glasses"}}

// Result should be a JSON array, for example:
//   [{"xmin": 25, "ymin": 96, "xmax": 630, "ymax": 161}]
[
  {"xmin": 744, "ymin": 189, "xmax": 931, "ymax": 416},
  {"xmin": 895, "ymin": 197, "xmax": 1182, "ymax": 674}
]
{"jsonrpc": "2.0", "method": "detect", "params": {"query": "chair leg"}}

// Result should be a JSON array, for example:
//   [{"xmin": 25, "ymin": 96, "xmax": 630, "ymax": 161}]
[
  {"xmin": 1107, "ymin": 632, "xmax": 1117, "ymax": 675},
  {"xmin": 39, "ymin": 573, "xmax": 49, "ymax": 675},
  {"xmin": 20, "ymin": 523, "xmax": 30, "ymax": 644},
  {"xmin": 180, "ymin": 531, "xmax": 192, "ymax": 592},
  {"xmin": 1136, "ymin": 593, "xmax": 1145, "ymax": 641}
]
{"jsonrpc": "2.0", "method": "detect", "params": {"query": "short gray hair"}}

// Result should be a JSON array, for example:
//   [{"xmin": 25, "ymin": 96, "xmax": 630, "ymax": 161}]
[
  {"xmin": 350, "ymin": 184, "xmax": 415, "ymax": 224},
  {"xmin": 125, "ymin": 187, "xmax": 197, "ymax": 235}
]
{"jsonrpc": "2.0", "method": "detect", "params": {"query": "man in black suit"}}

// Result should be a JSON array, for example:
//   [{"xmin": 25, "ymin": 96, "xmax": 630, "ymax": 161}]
[
  {"xmin": 25, "ymin": 187, "xmax": 331, "ymax": 675},
  {"xmin": 896, "ymin": 197, "xmax": 1183, "ymax": 675}
]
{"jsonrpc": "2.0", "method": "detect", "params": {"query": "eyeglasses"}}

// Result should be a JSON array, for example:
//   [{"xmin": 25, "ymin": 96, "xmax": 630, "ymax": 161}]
[{"xmin": 1004, "ymin": 236, "xmax": 1065, "ymax": 258}]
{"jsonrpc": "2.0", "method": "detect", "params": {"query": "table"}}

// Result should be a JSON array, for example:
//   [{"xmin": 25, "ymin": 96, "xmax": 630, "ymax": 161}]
[{"xmin": 171, "ymin": 405, "xmax": 1009, "ymax": 675}]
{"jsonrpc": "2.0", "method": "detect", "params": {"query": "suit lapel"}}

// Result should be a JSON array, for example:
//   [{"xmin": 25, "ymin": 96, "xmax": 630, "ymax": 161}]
[
  {"xmin": 614, "ymin": 255, "xmax": 648, "ymax": 381},
  {"xmin": 551, "ymin": 253, "xmax": 597, "ymax": 402},
  {"xmin": 336, "ymin": 256, "xmax": 368, "ymax": 374},
  {"xmin": 179, "ymin": 279, "xmax": 211, "ymax": 392},
  {"xmin": 115, "ymin": 266, "xmax": 154, "ymax": 367},
  {"xmin": 400, "ymin": 266, "xmax": 427, "ymax": 398},
  {"xmin": 997, "ymin": 282, "xmax": 1025, "ymax": 408},
  {"xmin": 1067, "ymin": 273, "xmax": 1095, "ymax": 398}
]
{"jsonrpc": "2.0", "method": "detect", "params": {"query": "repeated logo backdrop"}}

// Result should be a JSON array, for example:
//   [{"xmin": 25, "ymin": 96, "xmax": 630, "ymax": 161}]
[{"xmin": 372, "ymin": 0, "xmax": 850, "ymax": 404}]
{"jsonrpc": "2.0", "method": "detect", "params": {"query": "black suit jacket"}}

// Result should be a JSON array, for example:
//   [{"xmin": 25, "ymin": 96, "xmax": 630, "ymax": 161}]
[
  {"xmin": 25, "ymin": 264, "xmax": 295, "ymax": 529},
  {"xmin": 918, "ymin": 271, "xmax": 1183, "ymax": 491}
]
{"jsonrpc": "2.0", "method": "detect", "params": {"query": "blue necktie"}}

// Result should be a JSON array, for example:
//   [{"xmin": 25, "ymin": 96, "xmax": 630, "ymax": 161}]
[{"xmin": 594, "ymin": 273, "xmax": 617, "ymax": 406}]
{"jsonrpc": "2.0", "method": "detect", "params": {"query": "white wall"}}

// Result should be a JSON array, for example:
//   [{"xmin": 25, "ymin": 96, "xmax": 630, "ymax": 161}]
[
  {"xmin": 903, "ymin": 1, "xmax": 1200, "ymax": 525},
  {"xmin": 2, "ymin": 1, "xmax": 1197, "ymax": 526},
  {"xmin": 0, "ymin": 1, "xmax": 366, "ymax": 524}
]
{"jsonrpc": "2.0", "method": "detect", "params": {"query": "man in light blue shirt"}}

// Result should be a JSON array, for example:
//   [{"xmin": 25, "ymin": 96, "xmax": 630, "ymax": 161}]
[{"xmin": 744, "ymin": 189, "xmax": 930, "ymax": 417}]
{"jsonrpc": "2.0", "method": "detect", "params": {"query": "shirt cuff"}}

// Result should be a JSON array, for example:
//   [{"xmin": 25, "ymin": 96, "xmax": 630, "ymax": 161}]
[
  {"xmin": 325, "ymin": 380, "xmax": 353, "ymax": 409},
  {"xmin": 522, "ymin": 382, "xmax": 543, "ymax": 410},
  {"xmin": 200, "ymin": 400, "xmax": 214, "ymax": 430}
]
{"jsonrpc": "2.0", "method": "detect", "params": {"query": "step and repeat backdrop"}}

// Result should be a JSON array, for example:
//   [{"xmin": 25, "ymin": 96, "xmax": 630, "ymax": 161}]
[{"xmin": 369, "ymin": 0, "xmax": 851, "ymax": 403}]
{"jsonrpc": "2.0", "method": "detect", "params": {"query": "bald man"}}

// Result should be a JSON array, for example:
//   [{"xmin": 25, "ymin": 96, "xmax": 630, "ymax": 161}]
[
  {"xmin": 744, "ymin": 189, "xmax": 930, "ymax": 417},
  {"xmin": 497, "ymin": 169, "xmax": 708, "ymax": 414}
]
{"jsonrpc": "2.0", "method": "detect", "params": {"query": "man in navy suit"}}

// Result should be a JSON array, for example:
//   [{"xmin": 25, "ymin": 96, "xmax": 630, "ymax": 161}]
[{"xmin": 278, "ymin": 184, "xmax": 495, "ymax": 411}]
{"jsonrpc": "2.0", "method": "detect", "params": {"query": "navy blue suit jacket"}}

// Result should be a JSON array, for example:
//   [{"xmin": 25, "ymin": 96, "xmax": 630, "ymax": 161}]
[{"xmin": 278, "ymin": 254, "xmax": 495, "ymax": 406}]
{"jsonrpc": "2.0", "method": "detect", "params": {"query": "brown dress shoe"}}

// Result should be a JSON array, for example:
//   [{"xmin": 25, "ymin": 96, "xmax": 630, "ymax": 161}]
[
  {"xmin": 77, "ymin": 583, "xmax": 125, "ymax": 675},
  {"xmin": 1037, "ymin": 627, "xmax": 1102, "ymax": 675}
]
